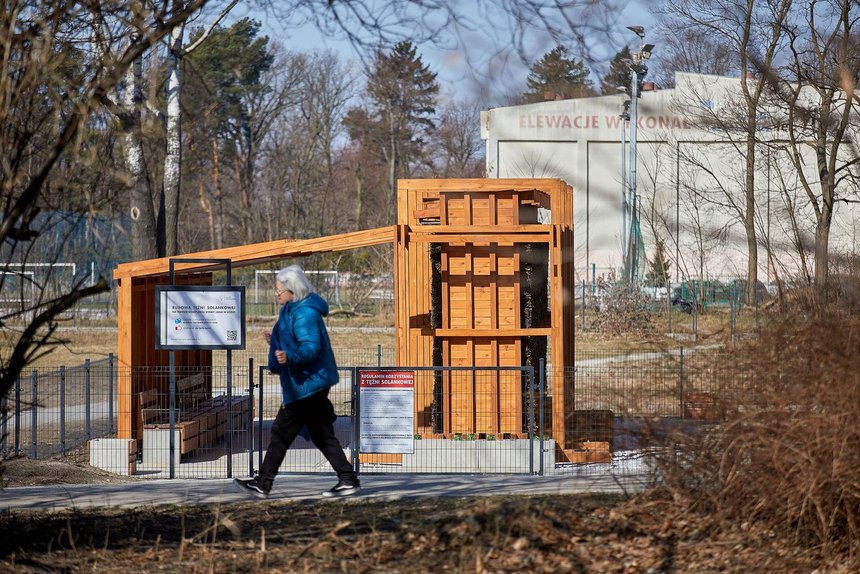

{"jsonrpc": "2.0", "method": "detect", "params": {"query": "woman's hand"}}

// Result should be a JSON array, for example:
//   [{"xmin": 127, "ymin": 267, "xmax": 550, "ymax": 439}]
[{"xmin": 274, "ymin": 350, "xmax": 287, "ymax": 365}]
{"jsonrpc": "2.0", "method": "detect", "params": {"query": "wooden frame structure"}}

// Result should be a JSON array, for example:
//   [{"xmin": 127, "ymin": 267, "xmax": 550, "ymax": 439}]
[
  {"xmin": 113, "ymin": 178, "xmax": 577, "ymax": 459},
  {"xmin": 394, "ymin": 179, "xmax": 576, "ymax": 456},
  {"xmin": 113, "ymin": 227, "xmax": 397, "ymax": 441}
]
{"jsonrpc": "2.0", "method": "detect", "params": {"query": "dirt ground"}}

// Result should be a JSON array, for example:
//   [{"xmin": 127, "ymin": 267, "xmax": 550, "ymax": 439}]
[
  {"xmin": 0, "ymin": 457, "xmax": 848, "ymax": 573},
  {"xmin": 0, "ymin": 454, "xmax": 134, "ymax": 488}
]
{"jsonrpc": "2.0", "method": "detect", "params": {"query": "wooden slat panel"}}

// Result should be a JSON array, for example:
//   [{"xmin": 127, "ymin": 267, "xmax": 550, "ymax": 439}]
[
  {"xmin": 471, "ymin": 196, "xmax": 490, "ymax": 225},
  {"xmin": 499, "ymin": 339, "xmax": 522, "ymax": 433},
  {"xmin": 474, "ymin": 339, "xmax": 496, "ymax": 433}
]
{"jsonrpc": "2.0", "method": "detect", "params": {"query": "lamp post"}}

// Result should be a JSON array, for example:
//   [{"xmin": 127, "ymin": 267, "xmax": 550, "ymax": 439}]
[
  {"xmin": 619, "ymin": 93, "xmax": 630, "ymax": 272},
  {"xmin": 623, "ymin": 26, "xmax": 654, "ymax": 283}
]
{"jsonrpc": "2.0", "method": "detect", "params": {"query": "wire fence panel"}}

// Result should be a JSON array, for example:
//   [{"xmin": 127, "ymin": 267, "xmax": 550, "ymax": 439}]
[
  {"xmin": 0, "ymin": 346, "xmax": 734, "ymax": 484},
  {"xmin": 121, "ymin": 365, "xmax": 253, "ymax": 480},
  {"xmin": 354, "ymin": 367, "xmax": 543, "ymax": 475},
  {"xmin": 250, "ymin": 366, "xmax": 355, "ymax": 476}
]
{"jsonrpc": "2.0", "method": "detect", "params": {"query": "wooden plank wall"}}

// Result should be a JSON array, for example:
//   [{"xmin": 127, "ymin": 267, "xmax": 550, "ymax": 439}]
[
  {"xmin": 396, "ymin": 179, "xmax": 574, "ymax": 440},
  {"xmin": 116, "ymin": 272, "xmax": 213, "ymax": 440}
]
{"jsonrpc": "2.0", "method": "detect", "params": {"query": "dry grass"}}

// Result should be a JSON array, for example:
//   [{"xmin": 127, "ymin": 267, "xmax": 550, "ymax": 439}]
[
  {"xmin": 6, "ymin": 319, "xmax": 396, "ymax": 370},
  {"xmin": 0, "ymin": 493, "xmax": 842, "ymax": 573},
  {"xmin": 651, "ymin": 309, "xmax": 860, "ymax": 566}
]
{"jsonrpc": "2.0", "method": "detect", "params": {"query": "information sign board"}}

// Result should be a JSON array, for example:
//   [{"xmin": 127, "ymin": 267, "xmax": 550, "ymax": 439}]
[
  {"xmin": 359, "ymin": 371, "xmax": 414, "ymax": 454},
  {"xmin": 155, "ymin": 286, "xmax": 246, "ymax": 350}
]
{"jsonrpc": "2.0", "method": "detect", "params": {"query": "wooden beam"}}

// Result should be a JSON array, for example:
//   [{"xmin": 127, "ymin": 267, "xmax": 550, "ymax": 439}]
[
  {"xmin": 434, "ymin": 328, "xmax": 552, "ymax": 337},
  {"xmin": 400, "ymin": 178, "xmax": 560, "ymax": 195},
  {"xmin": 116, "ymin": 277, "xmax": 132, "ymax": 438},
  {"xmin": 409, "ymin": 233, "xmax": 550, "ymax": 244},
  {"xmin": 114, "ymin": 226, "xmax": 397, "ymax": 280},
  {"xmin": 410, "ymin": 224, "xmax": 553, "ymax": 234}
]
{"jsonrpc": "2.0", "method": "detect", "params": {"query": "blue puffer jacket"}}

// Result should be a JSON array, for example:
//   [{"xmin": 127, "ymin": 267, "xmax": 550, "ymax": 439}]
[{"xmin": 268, "ymin": 293, "xmax": 339, "ymax": 405}]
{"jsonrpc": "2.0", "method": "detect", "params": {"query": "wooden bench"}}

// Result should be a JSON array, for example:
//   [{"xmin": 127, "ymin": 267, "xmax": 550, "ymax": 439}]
[{"xmin": 139, "ymin": 373, "xmax": 251, "ymax": 463}]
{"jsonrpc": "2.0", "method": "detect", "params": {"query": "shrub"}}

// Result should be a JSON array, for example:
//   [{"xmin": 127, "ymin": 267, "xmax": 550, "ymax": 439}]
[{"xmin": 654, "ymin": 311, "xmax": 860, "ymax": 563}]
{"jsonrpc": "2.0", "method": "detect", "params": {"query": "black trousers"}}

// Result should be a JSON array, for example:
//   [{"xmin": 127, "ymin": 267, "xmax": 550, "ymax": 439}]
[{"xmin": 258, "ymin": 389, "xmax": 356, "ymax": 488}]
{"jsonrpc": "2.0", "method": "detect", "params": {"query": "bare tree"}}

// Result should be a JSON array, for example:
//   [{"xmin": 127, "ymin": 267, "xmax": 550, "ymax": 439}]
[
  {"xmin": 767, "ymin": 0, "xmax": 860, "ymax": 288},
  {"xmin": 1, "ymin": 1, "xmax": 209, "ymax": 399},
  {"xmin": 662, "ymin": 0, "xmax": 793, "ymax": 305},
  {"xmin": 428, "ymin": 99, "xmax": 485, "ymax": 178},
  {"xmin": 652, "ymin": 26, "xmax": 735, "ymax": 89}
]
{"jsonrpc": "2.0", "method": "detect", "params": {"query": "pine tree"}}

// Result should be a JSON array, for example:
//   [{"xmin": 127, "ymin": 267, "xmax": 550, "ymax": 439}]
[
  {"xmin": 646, "ymin": 237, "xmax": 672, "ymax": 286},
  {"xmin": 523, "ymin": 46, "xmax": 594, "ymax": 103},
  {"xmin": 600, "ymin": 46, "xmax": 633, "ymax": 95},
  {"xmin": 343, "ymin": 41, "xmax": 439, "ymax": 223}
]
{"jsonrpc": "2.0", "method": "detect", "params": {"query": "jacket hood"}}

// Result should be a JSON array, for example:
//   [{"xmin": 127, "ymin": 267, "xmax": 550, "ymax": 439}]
[{"xmin": 295, "ymin": 292, "xmax": 329, "ymax": 316}]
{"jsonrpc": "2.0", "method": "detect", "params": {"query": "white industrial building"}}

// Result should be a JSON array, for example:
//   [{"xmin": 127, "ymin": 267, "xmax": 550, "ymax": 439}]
[{"xmin": 480, "ymin": 72, "xmax": 860, "ymax": 286}]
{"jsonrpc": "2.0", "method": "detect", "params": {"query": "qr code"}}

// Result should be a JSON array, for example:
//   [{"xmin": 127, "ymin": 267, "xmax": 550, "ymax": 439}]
[{"xmin": 226, "ymin": 330, "xmax": 237, "ymax": 341}]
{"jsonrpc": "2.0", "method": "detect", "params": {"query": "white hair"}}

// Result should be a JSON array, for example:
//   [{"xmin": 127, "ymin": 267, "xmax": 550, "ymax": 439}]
[{"xmin": 276, "ymin": 264, "xmax": 314, "ymax": 301}]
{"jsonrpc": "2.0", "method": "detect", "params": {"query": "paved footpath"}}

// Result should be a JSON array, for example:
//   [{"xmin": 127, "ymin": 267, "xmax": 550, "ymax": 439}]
[{"xmin": 0, "ymin": 471, "xmax": 648, "ymax": 512}]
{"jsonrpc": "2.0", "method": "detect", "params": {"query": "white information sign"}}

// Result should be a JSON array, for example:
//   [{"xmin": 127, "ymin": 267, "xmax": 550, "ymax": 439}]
[
  {"xmin": 155, "ymin": 286, "xmax": 246, "ymax": 350},
  {"xmin": 359, "ymin": 371, "xmax": 415, "ymax": 454}
]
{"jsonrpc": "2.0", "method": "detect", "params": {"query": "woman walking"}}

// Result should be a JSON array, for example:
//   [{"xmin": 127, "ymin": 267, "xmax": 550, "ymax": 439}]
[{"xmin": 234, "ymin": 265, "xmax": 360, "ymax": 498}]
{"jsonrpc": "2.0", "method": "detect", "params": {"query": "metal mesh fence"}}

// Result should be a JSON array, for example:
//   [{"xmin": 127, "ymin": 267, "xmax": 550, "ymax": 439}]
[
  {"xmin": 1, "ymin": 346, "xmax": 733, "ymax": 482},
  {"xmin": 355, "ymin": 367, "xmax": 544, "ymax": 475},
  {"xmin": 575, "ymin": 278, "xmax": 770, "ymax": 340},
  {"xmin": 1, "ymin": 359, "xmax": 116, "ymax": 461}
]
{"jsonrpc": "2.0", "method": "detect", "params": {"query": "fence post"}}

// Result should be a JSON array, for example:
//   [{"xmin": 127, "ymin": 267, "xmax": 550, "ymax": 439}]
[
  {"xmin": 14, "ymin": 375, "xmax": 21, "ymax": 456},
  {"xmin": 1, "ymin": 390, "xmax": 7, "ymax": 458},
  {"xmin": 247, "ymin": 358, "xmax": 255, "ymax": 478},
  {"xmin": 692, "ymin": 297, "xmax": 698, "ymax": 341},
  {"xmin": 85, "ymin": 359, "xmax": 91, "ymax": 442},
  {"xmin": 168, "ymin": 353, "xmax": 176, "ymax": 480},
  {"xmin": 730, "ymin": 282, "xmax": 736, "ymax": 341},
  {"xmin": 581, "ymin": 279, "xmax": 586, "ymax": 333},
  {"xmin": 538, "ymin": 358, "xmax": 545, "ymax": 476},
  {"xmin": 377, "ymin": 344, "xmax": 382, "ymax": 367},
  {"xmin": 528, "ymin": 366, "xmax": 535, "ymax": 475},
  {"xmin": 31, "ymin": 370, "xmax": 37, "ymax": 459},
  {"xmin": 352, "ymin": 367, "xmax": 361, "ymax": 477},
  {"xmin": 666, "ymin": 279, "xmax": 673, "ymax": 335},
  {"xmin": 257, "ymin": 366, "xmax": 264, "ymax": 472},
  {"xmin": 108, "ymin": 353, "xmax": 114, "ymax": 435},
  {"xmin": 679, "ymin": 347, "xmax": 685, "ymax": 418},
  {"xmin": 60, "ymin": 366, "xmax": 66, "ymax": 457},
  {"xmin": 227, "ymin": 356, "xmax": 233, "ymax": 479}
]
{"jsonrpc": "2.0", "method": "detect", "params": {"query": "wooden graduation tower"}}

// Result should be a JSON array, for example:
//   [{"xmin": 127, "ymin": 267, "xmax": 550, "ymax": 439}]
[
  {"xmin": 394, "ymin": 179, "xmax": 576, "ymax": 455},
  {"xmin": 113, "ymin": 178, "xmax": 577, "ymax": 458}
]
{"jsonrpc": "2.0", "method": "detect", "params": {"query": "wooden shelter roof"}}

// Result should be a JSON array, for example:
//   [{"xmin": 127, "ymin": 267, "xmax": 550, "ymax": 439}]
[{"xmin": 113, "ymin": 226, "xmax": 397, "ymax": 281}]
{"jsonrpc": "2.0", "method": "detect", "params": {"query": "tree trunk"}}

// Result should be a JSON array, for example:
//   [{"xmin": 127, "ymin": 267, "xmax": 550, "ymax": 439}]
[
  {"xmin": 354, "ymin": 163, "xmax": 363, "ymax": 228},
  {"xmin": 743, "ymin": 127, "xmax": 758, "ymax": 306},
  {"xmin": 198, "ymin": 179, "xmax": 216, "ymax": 250},
  {"xmin": 237, "ymin": 115, "xmax": 254, "ymax": 244},
  {"xmin": 212, "ymin": 137, "xmax": 224, "ymax": 249},
  {"xmin": 814, "ymin": 177, "xmax": 834, "ymax": 288},
  {"xmin": 124, "ymin": 57, "xmax": 158, "ymax": 261},
  {"xmin": 388, "ymin": 111, "xmax": 398, "ymax": 223},
  {"xmin": 163, "ymin": 24, "xmax": 184, "ymax": 257}
]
